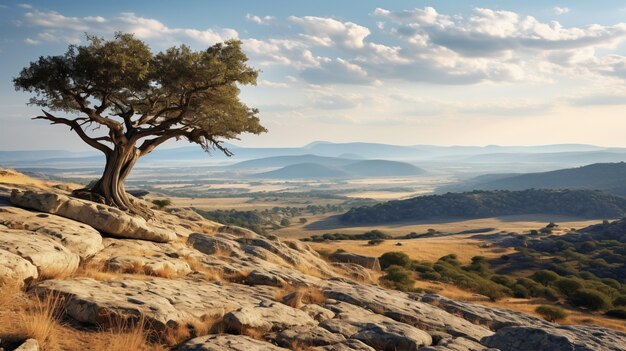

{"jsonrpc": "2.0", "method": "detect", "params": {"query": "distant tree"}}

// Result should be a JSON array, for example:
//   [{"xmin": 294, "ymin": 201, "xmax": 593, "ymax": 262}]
[
  {"xmin": 299, "ymin": 217, "xmax": 308, "ymax": 224},
  {"xmin": 14, "ymin": 33, "xmax": 265, "ymax": 216},
  {"xmin": 569, "ymin": 289, "xmax": 612, "ymax": 311},
  {"xmin": 530, "ymin": 270, "xmax": 560, "ymax": 286},
  {"xmin": 554, "ymin": 277, "xmax": 583, "ymax": 297},
  {"xmin": 280, "ymin": 218, "xmax": 291, "ymax": 226}
]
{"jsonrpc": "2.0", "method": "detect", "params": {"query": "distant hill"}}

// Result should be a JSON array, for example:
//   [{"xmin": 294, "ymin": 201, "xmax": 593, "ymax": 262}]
[
  {"xmin": 230, "ymin": 154, "xmax": 356, "ymax": 169},
  {"xmin": 340, "ymin": 189, "xmax": 626, "ymax": 224},
  {"xmin": 441, "ymin": 163, "xmax": 626, "ymax": 196},
  {"xmin": 254, "ymin": 160, "xmax": 424, "ymax": 179},
  {"xmin": 255, "ymin": 163, "xmax": 351, "ymax": 179},
  {"xmin": 342, "ymin": 160, "xmax": 424, "ymax": 177}
]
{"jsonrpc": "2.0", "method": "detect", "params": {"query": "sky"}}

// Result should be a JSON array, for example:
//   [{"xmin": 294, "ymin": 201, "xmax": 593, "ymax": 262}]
[{"xmin": 2, "ymin": 0, "xmax": 626, "ymax": 151}]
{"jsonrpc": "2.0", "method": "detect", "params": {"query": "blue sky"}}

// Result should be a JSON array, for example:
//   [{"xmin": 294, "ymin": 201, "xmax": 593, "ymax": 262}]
[{"xmin": 2, "ymin": 1, "xmax": 626, "ymax": 150}]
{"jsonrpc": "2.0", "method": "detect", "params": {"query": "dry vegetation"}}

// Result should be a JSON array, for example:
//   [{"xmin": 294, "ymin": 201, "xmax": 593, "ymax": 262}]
[{"xmin": 309, "ymin": 235, "xmax": 513, "ymax": 264}]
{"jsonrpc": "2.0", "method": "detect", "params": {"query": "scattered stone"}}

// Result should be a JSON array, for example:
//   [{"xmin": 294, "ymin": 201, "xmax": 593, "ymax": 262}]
[
  {"xmin": 13, "ymin": 339, "xmax": 39, "ymax": 351},
  {"xmin": 175, "ymin": 334, "xmax": 289, "ymax": 351},
  {"xmin": 223, "ymin": 300, "xmax": 316, "ymax": 333}
]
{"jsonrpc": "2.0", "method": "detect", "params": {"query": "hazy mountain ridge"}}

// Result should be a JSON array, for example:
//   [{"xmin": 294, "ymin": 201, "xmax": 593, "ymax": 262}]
[
  {"xmin": 254, "ymin": 159, "xmax": 424, "ymax": 179},
  {"xmin": 443, "ymin": 162, "xmax": 626, "ymax": 196}
]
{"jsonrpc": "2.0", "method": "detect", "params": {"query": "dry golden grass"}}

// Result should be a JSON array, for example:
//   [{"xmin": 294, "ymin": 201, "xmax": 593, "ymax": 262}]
[
  {"xmin": 181, "ymin": 255, "xmax": 224, "ymax": 281},
  {"xmin": 275, "ymin": 214, "xmax": 603, "ymax": 240},
  {"xmin": 309, "ymin": 235, "xmax": 512, "ymax": 264},
  {"xmin": 12, "ymin": 292, "xmax": 64, "ymax": 351},
  {"xmin": 275, "ymin": 286, "xmax": 327, "ymax": 308}
]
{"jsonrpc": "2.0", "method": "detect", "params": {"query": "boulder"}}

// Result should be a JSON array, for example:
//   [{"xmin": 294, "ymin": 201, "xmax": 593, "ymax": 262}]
[
  {"xmin": 0, "ymin": 248, "xmax": 38, "ymax": 283},
  {"xmin": 330, "ymin": 252, "xmax": 381, "ymax": 271},
  {"xmin": 275, "ymin": 326, "xmax": 346, "ymax": 348},
  {"xmin": 223, "ymin": 300, "xmax": 317, "ymax": 333},
  {"xmin": 91, "ymin": 238, "xmax": 193, "ymax": 277},
  {"xmin": 482, "ymin": 325, "xmax": 626, "ymax": 351},
  {"xmin": 0, "ymin": 206, "xmax": 103, "ymax": 258},
  {"xmin": 301, "ymin": 304, "xmax": 335, "ymax": 322},
  {"xmin": 321, "ymin": 301, "xmax": 432, "ymax": 351},
  {"xmin": 0, "ymin": 229, "xmax": 79, "ymax": 278},
  {"xmin": 323, "ymin": 280, "xmax": 493, "ymax": 342},
  {"xmin": 10, "ymin": 189, "xmax": 176, "ymax": 243},
  {"xmin": 34, "ymin": 277, "xmax": 276, "ymax": 331},
  {"xmin": 311, "ymin": 339, "xmax": 376, "ymax": 351},
  {"xmin": 419, "ymin": 337, "xmax": 491, "ymax": 351},
  {"xmin": 175, "ymin": 334, "xmax": 289, "ymax": 351}
]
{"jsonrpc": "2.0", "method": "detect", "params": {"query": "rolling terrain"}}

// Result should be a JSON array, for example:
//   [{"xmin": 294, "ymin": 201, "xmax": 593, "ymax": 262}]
[
  {"xmin": 340, "ymin": 189, "xmax": 626, "ymax": 224},
  {"xmin": 441, "ymin": 162, "xmax": 626, "ymax": 196}
]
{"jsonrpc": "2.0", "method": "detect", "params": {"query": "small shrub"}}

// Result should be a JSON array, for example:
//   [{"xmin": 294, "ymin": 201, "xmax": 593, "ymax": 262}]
[
  {"xmin": 569, "ymin": 289, "xmax": 612, "ymax": 311},
  {"xmin": 613, "ymin": 295, "xmax": 626, "ymax": 307},
  {"xmin": 512, "ymin": 284, "xmax": 530, "ymax": 298},
  {"xmin": 152, "ymin": 198, "xmax": 172, "ymax": 209},
  {"xmin": 381, "ymin": 265, "xmax": 415, "ymax": 292},
  {"xmin": 368, "ymin": 238, "xmax": 385, "ymax": 246},
  {"xmin": 438, "ymin": 254, "xmax": 460, "ymax": 266},
  {"xmin": 280, "ymin": 218, "xmax": 291, "ymax": 226},
  {"xmin": 605, "ymin": 308, "xmax": 626, "ymax": 320},
  {"xmin": 299, "ymin": 218, "xmax": 307, "ymax": 224},
  {"xmin": 535, "ymin": 305, "xmax": 568, "ymax": 322},
  {"xmin": 379, "ymin": 252, "xmax": 412, "ymax": 269}
]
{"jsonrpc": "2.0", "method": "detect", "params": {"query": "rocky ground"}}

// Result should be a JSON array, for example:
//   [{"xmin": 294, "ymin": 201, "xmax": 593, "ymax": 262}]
[{"xmin": 0, "ymin": 171, "xmax": 625, "ymax": 350}]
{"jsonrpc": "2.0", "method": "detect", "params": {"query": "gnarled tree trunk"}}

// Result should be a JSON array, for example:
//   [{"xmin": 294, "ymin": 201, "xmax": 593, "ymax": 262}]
[{"xmin": 78, "ymin": 145, "xmax": 151, "ymax": 218}]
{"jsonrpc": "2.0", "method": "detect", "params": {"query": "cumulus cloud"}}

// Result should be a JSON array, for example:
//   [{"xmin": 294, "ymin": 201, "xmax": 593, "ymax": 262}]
[
  {"xmin": 245, "ymin": 14, "xmax": 274, "ymax": 25},
  {"xmin": 554, "ymin": 6, "xmax": 570, "ymax": 15},
  {"xmin": 289, "ymin": 15, "xmax": 370, "ymax": 49},
  {"xmin": 22, "ymin": 10, "xmax": 238, "ymax": 47},
  {"xmin": 258, "ymin": 80, "xmax": 290, "ymax": 88}
]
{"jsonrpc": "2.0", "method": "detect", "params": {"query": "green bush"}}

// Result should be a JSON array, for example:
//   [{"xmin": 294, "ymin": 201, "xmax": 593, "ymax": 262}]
[
  {"xmin": 569, "ymin": 289, "xmax": 612, "ymax": 311},
  {"xmin": 491, "ymin": 275, "xmax": 515, "ymax": 288},
  {"xmin": 512, "ymin": 284, "xmax": 530, "ymax": 298},
  {"xmin": 368, "ymin": 238, "xmax": 385, "ymax": 246},
  {"xmin": 535, "ymin": 305, "xmax": 568, "ymax": 322},
  {"xmin": 280, "ymin": 218, "xmax": 291, "ymax": 226},
  {"xmin": 152, "ymin": 198, "xmax": 172, "ymax": 209},
  {"xmin": 422, "ymin": 271, "xmax": 441, "ymax": 280},
  {"xmin": 381, "ymin": 265, "xmax": 415, "ymax": 292},
  {"xmin": 613, "ymin": 295, "xmax": 626, "ymax": 307},
  {"xmin": 379, "ymin": 252, "xmax": 412, "ymax": 269},
  {"xmin": 530, "ymin": 270, "xmax": 560, "ymax": 286},
  {"xmin": 438, "ymin": 254, "xmax": 460, "ymax": 266},
  {"xmin": 554, "ymin": 278, "xmax": 583, "ymax": 297},
  {"xmin": 605, "ymin": 308, "xmax": 626, "ymax": 320}
]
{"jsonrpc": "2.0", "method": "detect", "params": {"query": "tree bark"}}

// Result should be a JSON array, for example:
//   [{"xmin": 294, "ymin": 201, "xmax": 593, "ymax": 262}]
[{"xmin": 81, "ymin": 145, "xmax": 151, "ymax": 218}]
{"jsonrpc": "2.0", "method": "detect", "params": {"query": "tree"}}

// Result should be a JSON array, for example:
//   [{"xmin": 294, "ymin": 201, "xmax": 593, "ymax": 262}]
[
  {"xmin": 530, "ymin": 270, "xmax": 560, "ymax": 286},
  {"xmin": 14, "ymin": 33, "xmax": 265, "ymax": 216}
]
